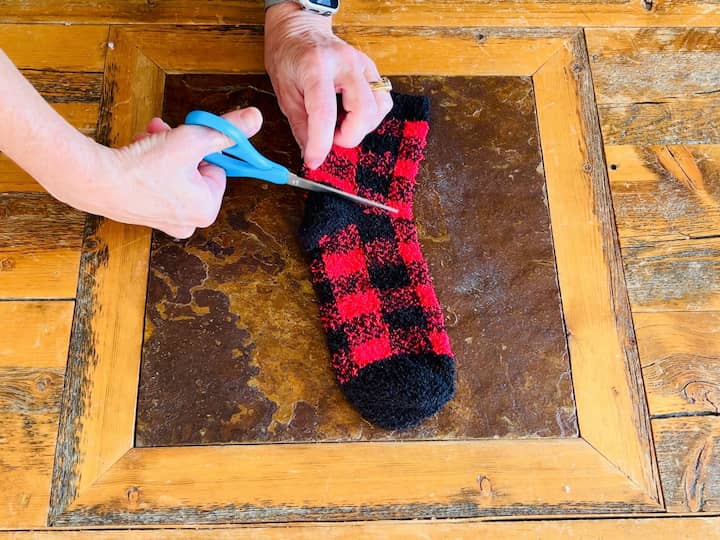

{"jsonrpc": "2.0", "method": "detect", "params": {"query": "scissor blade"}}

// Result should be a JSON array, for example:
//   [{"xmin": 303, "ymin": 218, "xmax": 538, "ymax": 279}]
[{"xmin": 287, "ymin": 174, "xmax": 398, "ymax": 214}]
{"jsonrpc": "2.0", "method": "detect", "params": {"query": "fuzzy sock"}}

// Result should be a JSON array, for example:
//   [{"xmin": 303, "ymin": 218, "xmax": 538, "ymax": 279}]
[{"xmin": 299, "ymin": 93, "xmax": 455, "ymax": 430}]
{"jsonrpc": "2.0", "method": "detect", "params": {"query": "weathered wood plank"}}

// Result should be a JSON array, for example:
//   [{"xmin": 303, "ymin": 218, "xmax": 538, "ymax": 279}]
[
  {"xmin": 0, "ymin": 249, "xmax": 82, "ymax": 299},
  {"xmin": 587, "ymin": 28, "xmax": 720, "ymax": 145},
  {"xmin": 635, "ymin": 311, "xmax": 720, "ymax": 417},
  {"xmin": 0, "ymin": 24, "xmax": 108, "ymax": 71},
  {"xmin": 623, "ymin": 238, "xmax": 720, "ymax": 312},
  {"xmin": 0, "ymin": 404, "xmax": 62, "ymax": 527},
  {"xmin": 599, "ymin": 100, "xmax": 720, "ymax": 145},
  {"xmin": 586, "ymin": 28, "xmax": 720, "ymax": 103},
  {"xmin": 608, "ymin": 145, "xmax": 720, "ymax": 246},
  {"xmin": 0, "ymin": 368, "xmax": 63, "ymax": 415},
  {"xmin": 587, "ymin": 27, "xmax": 720, "ymax": 55},
  {"xmin": 0, "ymin": 193, "xmax": 85, "ymax": 299},
  {"xmin": 654, "ymin": 416, "xmax": 720, "ymax": 512},
  {"xmin": 3, "ymin": 517, "xmax": 720, "ymax": 538},
  {"xmin": 22, "ymin": 71, "xmax": 103, "ymax": 104},
  {"xmin": 0, "ymin": 301, "xmax": 74, "ymax": 368},
  {"xmin": 1, "ymin": 1, "xmax": 720, "ymax": 26},
  {"xmin": 0, "ymin": 193, "xmax": 86, "ymax": 251}
]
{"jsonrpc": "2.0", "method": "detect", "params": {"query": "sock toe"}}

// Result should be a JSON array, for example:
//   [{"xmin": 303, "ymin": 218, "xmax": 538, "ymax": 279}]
[{"xmin": 340, "ymin": 354, "xmax": 455, "ymax": 430}]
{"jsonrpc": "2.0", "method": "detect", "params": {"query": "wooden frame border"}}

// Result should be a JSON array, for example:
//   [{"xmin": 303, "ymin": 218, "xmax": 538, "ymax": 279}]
[
  {"xmin": 50, "ymin": 26, "xmax": 663, "ymax": 526},
  {"xmin": 3, "ymin": 3, "xmax": 720, "ymax": 27}
]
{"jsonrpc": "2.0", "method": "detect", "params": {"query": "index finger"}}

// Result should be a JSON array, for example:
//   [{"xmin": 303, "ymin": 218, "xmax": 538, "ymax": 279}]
[{"xmin": 303, "ymin": 75, "xmax": 337, "ymax": 169}]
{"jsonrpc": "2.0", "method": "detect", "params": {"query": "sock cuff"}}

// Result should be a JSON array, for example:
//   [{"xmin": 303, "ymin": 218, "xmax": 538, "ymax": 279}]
[{"xmin": 300, "ymin": 93, "xmax": 430, "ymax": 252}]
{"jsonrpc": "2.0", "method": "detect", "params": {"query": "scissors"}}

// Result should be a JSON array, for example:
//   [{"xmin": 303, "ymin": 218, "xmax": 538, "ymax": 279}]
[{"xmin": 185, "ymin": 110, "xmax": 398, "ymax": 214}]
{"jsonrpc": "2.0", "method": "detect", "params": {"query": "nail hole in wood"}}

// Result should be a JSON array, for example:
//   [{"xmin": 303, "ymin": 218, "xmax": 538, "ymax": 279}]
[
  {"xmin": 477, "ymin": 475, "xmax": 493, "ymax": 496},
  {"xmin": 126, "ymin": 486, "xmax": 141, "ymax": 504}
]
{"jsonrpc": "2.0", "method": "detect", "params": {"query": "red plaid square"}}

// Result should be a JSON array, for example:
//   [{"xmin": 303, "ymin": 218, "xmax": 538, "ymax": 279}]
[
  {"xmin": 351, "ymin": 335, "xmax": 393, "ymax": 368},
  {"xmin": 322, "ymin": 248, "xmax": 367, "ymax": 279},
  {"xmin": 336, "ymin": 290, "xmax": 381, "ymax": 321}
]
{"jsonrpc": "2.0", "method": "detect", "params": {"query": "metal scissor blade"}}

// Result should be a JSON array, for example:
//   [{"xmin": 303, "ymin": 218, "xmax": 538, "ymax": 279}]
[{"xmin": 287, "ymin": 173, "xmax": 399, "ymax": 214}]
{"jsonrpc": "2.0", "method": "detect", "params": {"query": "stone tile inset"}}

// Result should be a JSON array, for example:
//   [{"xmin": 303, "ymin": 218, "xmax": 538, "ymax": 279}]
[{"xmin": 135, "ymin": 74, "xmax": 576, "ymax": 446}]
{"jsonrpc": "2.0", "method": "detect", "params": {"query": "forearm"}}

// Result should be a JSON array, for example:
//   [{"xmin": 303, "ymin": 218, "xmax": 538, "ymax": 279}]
[{"xmin": 0, "ymin": 49, "xmax": 100, "ymax": 198}]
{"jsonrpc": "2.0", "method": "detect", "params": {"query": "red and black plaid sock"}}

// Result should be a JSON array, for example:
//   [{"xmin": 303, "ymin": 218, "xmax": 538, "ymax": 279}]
[{"xmin": 299, "ymin": 93, "xmax": 455, "ymax": 430}]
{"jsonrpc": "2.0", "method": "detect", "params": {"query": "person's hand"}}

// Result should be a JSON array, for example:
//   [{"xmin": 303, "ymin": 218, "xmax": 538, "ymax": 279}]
[
  {"xmin": 264, "ymin": 3, "xmax": 393, "ymax": 169},
  {"xmin": 48, "ymin": 108, "xmax": 262, "ymax": 239}
]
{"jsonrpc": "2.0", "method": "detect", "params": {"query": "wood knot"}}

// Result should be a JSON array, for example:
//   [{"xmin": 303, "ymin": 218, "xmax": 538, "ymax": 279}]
[
  {"xmin": 476, "ymin": 33, "xmax": 486, "ymax": 43},
  {"xmin": 0, "ymin": 258, "xmax": 15, "ymax": 271},
  {"xmin": 571, "ymin": 63, "xmax": 583, "ymax": 74},
  {"xmin": 84, "ymin": 238, "xmax": 98, "ymax": 250},
  {"xmin": 477, "ymin": 475, "xmax": 493, "ymax": 497},
  {"xmin": 641, "ymin": 0, "xmax": 653, "ymax": 11},
  {"xmin": 126, "ymin": 486, "xmax": 141, "ymax": 504},
  {"xmin": 583, "ymin": 163, "xmax": 593, "ymax": 173},
  {"xmin": 35, "ymin": 375, "xmax": 51, "ymax": 393}
]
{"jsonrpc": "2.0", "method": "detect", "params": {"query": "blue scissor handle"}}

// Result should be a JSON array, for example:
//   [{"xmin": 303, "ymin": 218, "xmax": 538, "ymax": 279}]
[{"xmin": 185, "ymin": 110, "xmax": 289, "ymax": 185}]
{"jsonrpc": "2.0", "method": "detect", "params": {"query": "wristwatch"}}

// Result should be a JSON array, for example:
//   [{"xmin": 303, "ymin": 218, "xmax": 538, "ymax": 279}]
[{"xmin": 264, "ymin": 0, "xmax": 339, "ymax": 16}]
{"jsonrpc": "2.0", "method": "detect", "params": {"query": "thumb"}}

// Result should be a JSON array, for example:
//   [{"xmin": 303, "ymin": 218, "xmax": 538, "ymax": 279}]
[
  {"xmin": 166, "ymin": 107, "xmax": 265, "ymax": 163},
  {"xmin": 203, "ymin": 107, "xmax": 264, "ymax": 155}
]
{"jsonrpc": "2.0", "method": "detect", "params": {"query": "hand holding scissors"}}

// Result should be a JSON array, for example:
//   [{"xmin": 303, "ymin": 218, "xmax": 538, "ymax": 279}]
[{"xmin": 185, "ymin": 110, "xmax": 397, "ymax": 213}]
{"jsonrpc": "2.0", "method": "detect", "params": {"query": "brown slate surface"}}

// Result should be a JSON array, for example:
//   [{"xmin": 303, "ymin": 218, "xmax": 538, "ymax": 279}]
[{"xmin": 135, "ymin": 74, "xmax": 576, "ymax": 446}]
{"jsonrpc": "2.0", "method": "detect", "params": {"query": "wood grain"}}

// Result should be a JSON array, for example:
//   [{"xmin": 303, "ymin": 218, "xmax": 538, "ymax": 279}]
[
  {"xmin": 50, "ymin": 28, "xmax": 163, "ymax": 521},
  {"xmin": 654, "ymin": 416, "xmax": 720, "ymax": 512},
  {"xmin": 0, "ymin": 400, "xmax": 62, "ymax": 526},
  {"xmin": 50, "ymin": 103, "xmax": 99, "ymax": 136},
  {"xmin": 116, "ymin": 25, "xmax": 569, "ymax": 77},
  {"xmin": 586, "ymin": 28, "xmax": 720, "ymax": 145},
  {"xmin": 599, "ymin": 100, "xmax": 720, "ymax": 145},
  {"xmin": 587, "ymin": 28, "xmax": 720, "ymax": 103},
  {"xmin": 51, "ymin": 27, "xmax": 663, "ymax": 525},
  {"xmin": 21, "ymin": 71, "xmax": 103, "ymax": 104},
  {"xmin": 0, "ymin": 193, "xmax": 85, "ymax": 299},
  {"xmin": 2, "ymin": 517, "xmax": 720, "ymax": 539},
  {"xmin": 1, "ymin": 0, "xmax": 720, "ymax": 26},
  {"xmin": 63, "ymin": 439, "xmax": 657, "ymax": 525},
  {"xmin": 0, "ymin": 301, "xmax": 74, "ymax": 368},
  {"xmin": 0, "ymin": 249, "xmax": 82, "ymax": 299},
  {"xmin": 635, "ymin": 311, "xmax": 720, "ymax": 417},
  {"xmin": 623, "ymin": 237, "xmax": 720, "ymax": 312},
  {"xmin": 533, "ymin": 36, "xmax": 659, "ymax": 500},
  {"xmin": 0, "ymin": 155, "xmax": 40, "ymax": 193},
  {"xmin": 0, "ymin": 368, "xmax": 63, "ymax": 415},
  {"xmin": 607, "ymin": 145, "xmax": 720, "ymax": 246},
  {"xmin": 0, "ymin": 24, "xmax": 108, "ymax": 71}
]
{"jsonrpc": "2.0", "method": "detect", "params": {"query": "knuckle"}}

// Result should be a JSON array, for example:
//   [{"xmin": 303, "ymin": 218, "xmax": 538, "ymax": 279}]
[
  {"xmin": 300, "ymin": 46, "xmax": 327, "ymax": 71},
  {"xmin": 337, "ymin": 45, "xmax": 359, "ymax": 66}
]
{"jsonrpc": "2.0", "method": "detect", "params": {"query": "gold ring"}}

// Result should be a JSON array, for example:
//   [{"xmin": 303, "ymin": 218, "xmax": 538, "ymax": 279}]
[{"xmin": 369, "ymin": 77, "xmax": 392, "ymax": 92}]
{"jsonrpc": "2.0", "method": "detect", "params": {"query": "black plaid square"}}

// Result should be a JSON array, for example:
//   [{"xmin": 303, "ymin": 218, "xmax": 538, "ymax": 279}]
[{"xmin": 368, "ymin": 262, "xmax": 411, "ymax": 291}]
